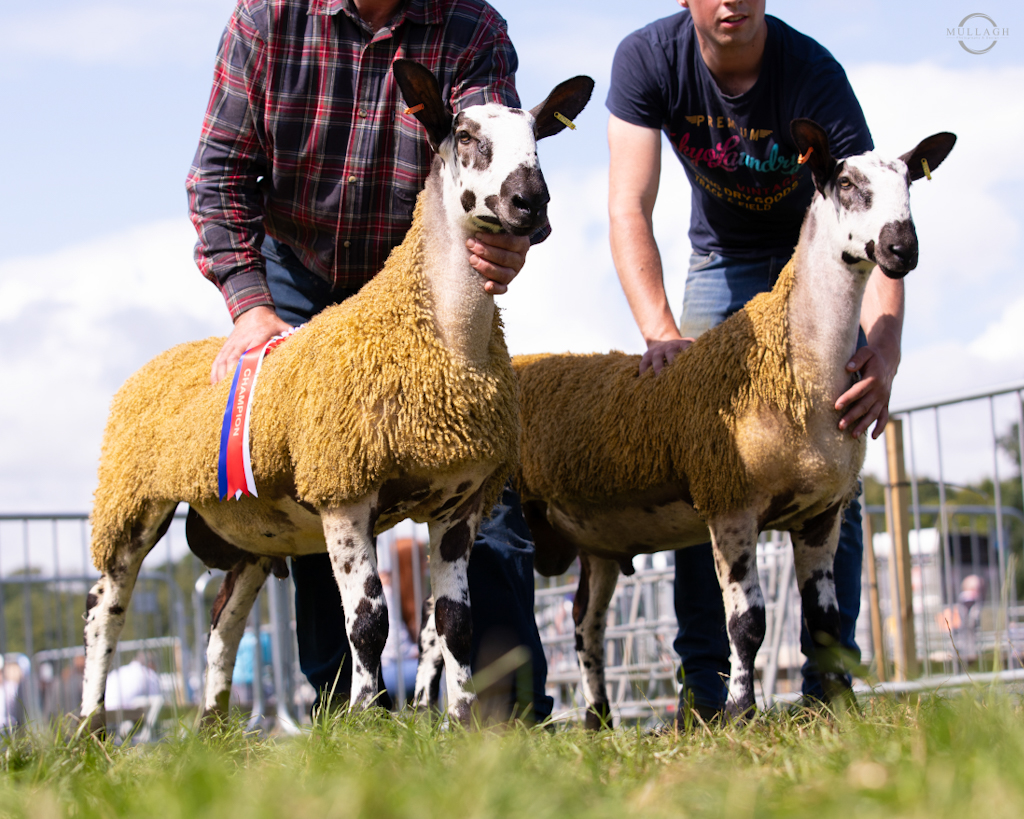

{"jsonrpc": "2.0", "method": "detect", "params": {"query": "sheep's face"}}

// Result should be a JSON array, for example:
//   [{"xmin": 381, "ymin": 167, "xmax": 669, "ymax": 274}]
[
  {"xmin": 436, "ymin": 104, "xmax": 550, "ymax": 237},
  {"xmin": 791, "ymin": 120, "xmax": 956, "ymax": 280},
  {"xmin": 392, "ymin": 60, "xmax": 594, "ymax": 237},
  {"xmin": 827, "ymin": 153, "xmax": 919, "ymax": 279}
]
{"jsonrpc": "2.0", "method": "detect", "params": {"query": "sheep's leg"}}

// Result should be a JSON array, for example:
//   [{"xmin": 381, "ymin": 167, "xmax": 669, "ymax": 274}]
[
  {"xmin": 200, "ymin": 556, "xmax": 272, "ymax": 723},
  {"xmin": 81, "ymin": 503, "xmax": 177, "ymax": 732},
  {"xmin": 573, "ymin": 553, "xmax": 619, "ymax": 730},
  {"xmin": 791, "ymin": 500, "xmax": 853, "ymax": 706},
  {"xmin": 708, "ymin": 513, "xmax": 765, "ymax": 720},
  {"xmin": 321, "ymin": 502, "xmax": 389, "ymax": 709},
  {"xmin": 426, "ymin": 487, "xmax": 488, "ymax": 726},
  {"xmin": 412, "ymin": 597, "xmax": 444, "ymax": 709}
]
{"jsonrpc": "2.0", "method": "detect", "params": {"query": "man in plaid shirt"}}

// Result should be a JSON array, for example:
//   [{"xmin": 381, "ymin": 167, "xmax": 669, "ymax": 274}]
[{"xmin": 187, "ymin": 0, "xmax": 553, "ymax": 720}]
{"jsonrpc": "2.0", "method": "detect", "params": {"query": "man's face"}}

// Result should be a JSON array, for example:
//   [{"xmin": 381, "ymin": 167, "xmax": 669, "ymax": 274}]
[{"xmin": 679, "ymin": 0, "xmax": 766, "ymax": 50}]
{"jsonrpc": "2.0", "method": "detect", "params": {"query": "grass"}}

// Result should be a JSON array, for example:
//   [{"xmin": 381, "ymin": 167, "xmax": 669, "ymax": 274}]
[{"xmin": 2, "ymin": 692, "xmax": 1024, "ymax": 819}]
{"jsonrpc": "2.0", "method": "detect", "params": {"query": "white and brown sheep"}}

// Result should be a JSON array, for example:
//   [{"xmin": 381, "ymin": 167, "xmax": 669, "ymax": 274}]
[
  {"xmin": 81, "ymin": 59, "xmax": 594, "ymax": 730},
  {"xmin": 512, "ymin": 121, "xmax": 956, "ymax": 727}
]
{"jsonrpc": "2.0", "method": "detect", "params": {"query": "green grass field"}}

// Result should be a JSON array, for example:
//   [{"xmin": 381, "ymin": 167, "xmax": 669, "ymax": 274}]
[{"xmin": 2, "ymin": 693, "xmax": 1023, "ymax": 819}]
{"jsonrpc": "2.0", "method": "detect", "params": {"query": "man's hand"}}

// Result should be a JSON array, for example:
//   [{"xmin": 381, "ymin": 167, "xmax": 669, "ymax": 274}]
[
  {"xmin": 467, "ymin": 232, "xmax": 530, "ymax": 294},
  {"xmin": 210, "ymin": 305, "xmax": 292, "ymax": 385},
  {"xmin": 835, "ymin": 344, "xmax": 897, "ymax": 440},
  {"xmin": 640, "ymin": 337, "xmax": 695, "ymax": 376}
]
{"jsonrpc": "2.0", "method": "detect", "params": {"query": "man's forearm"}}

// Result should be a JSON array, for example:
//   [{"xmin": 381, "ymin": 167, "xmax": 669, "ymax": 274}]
[
  {"xmin": 610, "ymin": 209, "xmax": 682, "ymax": 344},
  {"xmin": 861, "ymin": 269, "xmax": 904, "ymax": 367}
]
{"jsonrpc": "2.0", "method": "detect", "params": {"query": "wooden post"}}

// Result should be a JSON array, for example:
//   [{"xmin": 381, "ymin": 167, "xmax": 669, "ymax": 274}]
[
  {"xmin": 862, "ymin": 509, "xmax": 887, "ymax": 682},
  {"xmin": 884, "ymin": 419, "xmax": 919, "ymax": 680}
]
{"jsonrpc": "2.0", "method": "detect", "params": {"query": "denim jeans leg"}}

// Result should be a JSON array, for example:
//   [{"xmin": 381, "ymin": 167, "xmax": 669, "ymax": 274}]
[
  {"xmin": 673, "ymin": 544, "xmax": 730, "ymax": 712},
  {"xmin": 469, "ymin": 483, "xmax": 554, "ymax": 722},
  {"xmin": 674, "ymin": 253, "xmax": 777, "ymax": 713}
]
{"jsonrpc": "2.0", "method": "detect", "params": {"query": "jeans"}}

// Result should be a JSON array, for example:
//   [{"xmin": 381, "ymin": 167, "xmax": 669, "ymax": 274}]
[
  {"xmin": 262, "ymin": 237, "xmax": 553, "ymax": 720},
  {"xmin": 673, "ymin": 251, "xmax": 864, "ymax": 711}
]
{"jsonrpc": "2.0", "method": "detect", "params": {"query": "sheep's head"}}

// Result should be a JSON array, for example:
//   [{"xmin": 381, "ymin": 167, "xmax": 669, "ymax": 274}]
[
  {"xmin": 791, "ymin": 119, "xmax": 956, "ymax": 279},
  {"xmin": 393, "ymin": 60, "xmax": 594, "ymax": 237}
]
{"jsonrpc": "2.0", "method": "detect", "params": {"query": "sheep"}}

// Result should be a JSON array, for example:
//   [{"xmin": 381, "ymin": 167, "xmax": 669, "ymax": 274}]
[
  {"xmin": 80, "ymin": 59, "xmax": 594, "ymax": 731},
  {"xmin": 511, "ymin": 121, "xmax": 956, "ymax": 728}
]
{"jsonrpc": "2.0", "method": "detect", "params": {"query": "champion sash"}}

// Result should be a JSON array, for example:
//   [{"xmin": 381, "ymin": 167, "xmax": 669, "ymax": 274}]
[{"xmin": 218, "ymin": 325, "xmax": 304, "ymax": 500}]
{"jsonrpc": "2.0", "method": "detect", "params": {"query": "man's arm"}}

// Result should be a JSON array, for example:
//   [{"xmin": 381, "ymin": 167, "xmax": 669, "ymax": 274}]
[
  {"xmin": 608, "ymin": 114, "xmax": 692, "ymax": 375},
  {"xmin": 836, "ymin": 270, "xmax": 904, "ymax": 439}
]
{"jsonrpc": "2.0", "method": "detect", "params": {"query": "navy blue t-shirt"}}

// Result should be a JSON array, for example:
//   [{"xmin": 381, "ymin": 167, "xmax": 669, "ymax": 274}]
[{"xmin": 607, "ymin": 12, "xmax": 873, "ymax": 259}]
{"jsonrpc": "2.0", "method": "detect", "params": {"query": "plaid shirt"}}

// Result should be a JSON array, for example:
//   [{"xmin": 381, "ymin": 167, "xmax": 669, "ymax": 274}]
[{"xmin": 187, "ymin": 0, "xmax": 533, "ymax": 319}]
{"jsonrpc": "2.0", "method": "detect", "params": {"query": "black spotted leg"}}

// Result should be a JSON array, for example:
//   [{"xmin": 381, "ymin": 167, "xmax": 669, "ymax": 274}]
[
  {"xmin": 790, "ymin": 500, "xmax": 851, "ymax": 705},
  {"xmin": 200, "ymin": 556, "xmax": 273, "ymax": 722},
  {"xmin": 707, "ymin": 513, "xmax": 766, "ymax": 719},
  {"xmin": 412, "ymin": 597, "xmax": 444, "ymax": 709},
  {"xmin": 81, "ymin": 503, "xmax": 176, "ymax": 733},
  {"xmin": 573, "ymin": 554, "xmax": 620, "ymax": 729},
  {"xmin": 425, "ymin": 486, "xmax": 487, "ymax": 725},
  {"xmin": 321, "ymin": 500, "xmax": 390, "ymax": 709}
]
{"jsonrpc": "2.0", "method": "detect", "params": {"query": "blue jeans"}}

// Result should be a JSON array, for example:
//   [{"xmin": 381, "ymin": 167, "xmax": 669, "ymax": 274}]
[
  {"xmin": 262, "ymin": 238, "xmax": 553, "ymax": 720},
  {"xmin": 673, "ymin": 252, "xmax": 864, "ymax": 710}
]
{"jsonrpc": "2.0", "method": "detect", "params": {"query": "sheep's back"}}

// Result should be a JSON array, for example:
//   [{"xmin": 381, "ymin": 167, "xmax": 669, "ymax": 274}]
[{"xmin": 514, "ymin": 269, "xmax": 805, "ymax": 520}]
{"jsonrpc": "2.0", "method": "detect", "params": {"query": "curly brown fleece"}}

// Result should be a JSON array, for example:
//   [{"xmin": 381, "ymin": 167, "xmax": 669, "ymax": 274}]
[
  {"xmin": 91, "ymin": 195, "xmax": 519, "ymax": 571},
  {"xmin": 514, "ymin": 257, "xmax": 814, "ymax": 520}
]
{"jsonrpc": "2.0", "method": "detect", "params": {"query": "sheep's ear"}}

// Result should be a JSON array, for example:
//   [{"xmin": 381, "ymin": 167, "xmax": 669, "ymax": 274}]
[
  {"xmin": 790, "ymin": 118, "xmax": 837, "ymax": 195},
  {"xmin": 529, "ymin": 76, "xmax": 595, "ymax": 140},
  {"xmin": 900, "ymin": 132, "xmax": 957, "ymax": 182},
  {"xmin": 393, "ymin": 59, "xmax": 453, "ymax": 152}
]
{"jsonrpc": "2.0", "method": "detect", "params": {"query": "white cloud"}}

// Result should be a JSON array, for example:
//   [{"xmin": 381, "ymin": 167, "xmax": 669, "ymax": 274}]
[
  {"xmin": 0, "ymin": 219, "xmax": 228, "ymax": 512},
  {"xmin": 968, "ymin": 295, "xmax": 1024, "ymax": 362}
]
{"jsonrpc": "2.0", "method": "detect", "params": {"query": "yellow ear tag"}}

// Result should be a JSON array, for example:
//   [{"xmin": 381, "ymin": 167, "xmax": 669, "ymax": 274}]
[
  {"xmin": 553, "ymin": 111, "xmax": 576, "ymax": 130},
  {"xmin": 921, "ymin": 158, "xmax": 932, "ymax": 180},
  {"xmin": 404, "ymin": 104, "xmax": 425, "ymax": 115},
  {"xmin": 797, "ymin": 146, "xmax": 814, "ymax": 165}
]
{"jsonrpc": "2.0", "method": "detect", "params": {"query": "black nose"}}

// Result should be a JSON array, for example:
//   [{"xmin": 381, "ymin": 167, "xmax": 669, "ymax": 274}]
[
  {"xmin": 511, "ymin": 191, "xmax": 547, "ymax": 218},
  {"xmin": 888, "ymin": 242, "xmax": 916, "ymax": 264},
  {"xmin": 877, "ymin": 219, "xmax": 919, "ymax": 277}
]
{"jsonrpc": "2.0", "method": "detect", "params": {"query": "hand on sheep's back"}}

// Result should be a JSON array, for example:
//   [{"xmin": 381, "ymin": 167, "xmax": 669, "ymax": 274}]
[
  {"xmin": 467, "ymin": 232, "xmax": 530, "ymax": 295},
  {"xmin": 639, "ymin": 337, "xmax": 695, "ymax": 376},
  {"xmin": 210, "ymin": 305, "xmax": 294, "ymax": 385}
]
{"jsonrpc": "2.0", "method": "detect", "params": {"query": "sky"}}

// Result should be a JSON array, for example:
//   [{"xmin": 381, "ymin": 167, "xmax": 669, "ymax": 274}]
[{"xmin": 1, "ymin": 0, "xmax": 1022, "ymax": 517}]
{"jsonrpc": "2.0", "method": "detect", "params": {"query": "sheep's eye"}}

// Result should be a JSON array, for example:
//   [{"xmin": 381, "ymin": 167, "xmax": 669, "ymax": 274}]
[
  {"xmin": 839, "ymin": 177, "xmax": 853, "ymax": 189},
  {"xmin": 457, "ymin": 131, "xmax": 472, "ymax": 144}
]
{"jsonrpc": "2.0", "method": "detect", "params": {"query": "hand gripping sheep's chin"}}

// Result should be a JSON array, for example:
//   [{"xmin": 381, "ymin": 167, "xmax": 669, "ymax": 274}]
[
  {"xmin": 496, "ymin": 120, "xmax": 956, "ymax": 730},
  {"xmin": 79, "ymin": 59, "xmax": 594, "ymax": 733}
]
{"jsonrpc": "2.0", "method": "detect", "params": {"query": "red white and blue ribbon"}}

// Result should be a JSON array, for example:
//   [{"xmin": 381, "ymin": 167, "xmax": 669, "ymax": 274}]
[{"xmin": 218, "ymin": 325, "xmax": 304, "ymax": 500}]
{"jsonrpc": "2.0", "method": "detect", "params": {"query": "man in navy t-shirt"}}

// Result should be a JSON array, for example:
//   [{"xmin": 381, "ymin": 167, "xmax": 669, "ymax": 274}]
[{"xmin": 607, "ymin": 0, "xmax": 904, "ymax": 722}]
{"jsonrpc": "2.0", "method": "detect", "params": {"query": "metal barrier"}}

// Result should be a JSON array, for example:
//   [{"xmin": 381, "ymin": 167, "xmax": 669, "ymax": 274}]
[{"xmin": 0, "ymin": 511, "xmax": 427, "ymax": 735}]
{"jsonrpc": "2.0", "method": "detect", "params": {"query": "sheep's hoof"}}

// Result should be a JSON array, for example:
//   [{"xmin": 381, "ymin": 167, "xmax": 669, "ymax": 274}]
[
  {"xmin": 449, "ymin": 699, "xmax": 475, "ymax": 728},
  {"xmin": 197, "ymin": 691, "xmax": 231, "ymax": 730},
  {"xmin": 81, "ymin": 710, "xmax": 107, "ymax": 738},
  {"xmin": 584, "ymin": 702, "xmax": 612, "ymax": 731},
  {"xmin": 724, "ymin": 700, "xmax": 756, "ymax": 723}
]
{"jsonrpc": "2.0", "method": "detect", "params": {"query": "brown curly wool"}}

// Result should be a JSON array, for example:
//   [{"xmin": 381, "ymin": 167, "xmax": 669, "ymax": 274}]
[
  {"xmin": 515, "ymin": 257, "xmax": 814, "ymax": 520},
  {"xmin": 91, "ymin": 194, "xmax": 519, "ymax": 571}
]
